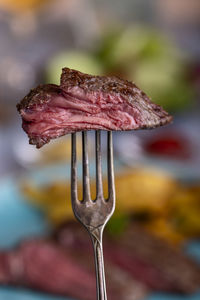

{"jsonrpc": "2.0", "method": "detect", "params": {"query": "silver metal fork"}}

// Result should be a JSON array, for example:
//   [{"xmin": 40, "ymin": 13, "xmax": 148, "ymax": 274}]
[{"xmin": 71, "ymin": 130, "xmax": 115, "ymax": 300}]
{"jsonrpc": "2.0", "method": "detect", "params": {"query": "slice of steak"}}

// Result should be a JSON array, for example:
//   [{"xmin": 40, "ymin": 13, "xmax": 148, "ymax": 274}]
[
  {"xmin": 0, "ymin": 239, "xmax": 147, "ymax": 300},
  {"xmin": 1, "ymin": 240, "xmax": 97, "ymax": 300},
  {"xmin": 17, "ymin": 68, "xmax": 172, "ymax": 148},
  {"xmin": 55, "ymin": 222, "xmax": 200, "ymax": 294}
]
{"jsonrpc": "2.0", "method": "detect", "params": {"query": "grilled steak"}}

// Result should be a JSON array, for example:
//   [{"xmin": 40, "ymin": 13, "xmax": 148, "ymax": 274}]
[
  {"xmin": 17, "ymin": 68, "xmax": 172, "ymax": 148},
  {"xmin": 0, "ymin": 239, "xmax": 147, "ymax": 300}
]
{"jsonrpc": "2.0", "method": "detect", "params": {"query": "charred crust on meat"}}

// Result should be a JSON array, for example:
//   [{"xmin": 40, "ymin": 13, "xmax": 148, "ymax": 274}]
[
  {"xmin": 61, "ymin": 67, "xmax": 146, "ymax": 97},
  {"xmin": 60, "ymin": 68, "xmax": 172, "ymax": 123},
  {"xmin": 16, "ymin": 84, "xmax": 62, "ymax": 112}
]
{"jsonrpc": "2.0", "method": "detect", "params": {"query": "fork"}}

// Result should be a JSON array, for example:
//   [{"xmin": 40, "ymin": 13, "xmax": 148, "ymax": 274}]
[{"xmin": 71, "ymin": 130, "xmax": 115, "ymax": 300}]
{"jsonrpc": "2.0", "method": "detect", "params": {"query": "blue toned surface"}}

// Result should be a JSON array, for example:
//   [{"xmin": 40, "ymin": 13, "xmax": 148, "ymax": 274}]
[
  {"xmin": 146, "ymin": 292, "xmax": 200, "ymax": 300},
  {"xmin": 0, "ymin": 177, "xmax": 51, "ymax": 249},
  {"xmin": 0, "ymin": 287, "xmax": 73, "ymax": 300},
  {"xmin": 185, "ymin": 241, "xmax": 200, "ymax": 264}
]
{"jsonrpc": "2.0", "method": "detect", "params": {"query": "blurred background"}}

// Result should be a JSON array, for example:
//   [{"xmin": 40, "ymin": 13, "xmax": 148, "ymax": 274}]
[{"xmin": 0, "ymin": 0, "xmax": 200, "ymax": 299}]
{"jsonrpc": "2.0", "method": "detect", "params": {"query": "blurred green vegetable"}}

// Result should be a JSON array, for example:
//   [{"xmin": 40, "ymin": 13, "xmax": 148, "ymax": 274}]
[
  {"xmin": 46, "ymin": 26, "xmax": 194, "ymax": 112},
  {"xmin": 46, "ymin": 51, "xmax": 103, "ymax": 85},
  {"xmin": 106, "ymin": 214, "xmax": 130, "ymax": 237},
  {"xmin": 96, "ymin": 26, "xmax": 194, "ymax": 112}
]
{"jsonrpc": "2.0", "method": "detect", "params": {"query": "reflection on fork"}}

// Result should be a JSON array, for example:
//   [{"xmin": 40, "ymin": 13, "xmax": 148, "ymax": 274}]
[{"xmin": 71, "ymin": 130, "xmax": 115, "ymax": 300}]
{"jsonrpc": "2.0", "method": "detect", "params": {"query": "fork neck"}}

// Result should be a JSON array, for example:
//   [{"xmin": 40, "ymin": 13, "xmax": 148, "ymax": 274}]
[{"xmin": 90, "ymin": 226, "xmax": 107, "ymax": 300}]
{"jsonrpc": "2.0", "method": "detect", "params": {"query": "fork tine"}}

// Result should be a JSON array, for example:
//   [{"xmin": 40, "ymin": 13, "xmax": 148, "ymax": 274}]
[
  {"xmin": 71, "ymin": 130, "xmax": 115, "ymax": 299},
  {"xmin": 82, "ymin": 131, "xmax": 91, "ymax": 202},
  {"xmin": 107, "ymin": 131, "xmax": 115, "ymax": 202},
  {"xmin": 71, "ymin": 133, "xmax": 79, "ymax": 205},
  {"xmin": 95, "ymin": 130, "xmax": 103, "ymax": 200}
]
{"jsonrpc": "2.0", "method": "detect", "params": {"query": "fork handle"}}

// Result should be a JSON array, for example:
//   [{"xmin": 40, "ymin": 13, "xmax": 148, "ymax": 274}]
[{"xmin": 91, "ymin": 231, "xmax": 107, "ymax": 300}]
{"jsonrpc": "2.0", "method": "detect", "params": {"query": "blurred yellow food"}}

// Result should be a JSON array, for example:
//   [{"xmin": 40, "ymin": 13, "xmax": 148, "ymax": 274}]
[
  {"xmin": 143, "ymin": 218, "xmax": 184, "ymax": 245},
  {"xmin": 115, "ymin": 169, "xmax": 177, "ymax": 215},
  {"xmin": 38, "ymin": 137, "xmax": 82, "ymax": 164},
  {"xmin": 0, "ymin": 0, "xmax": 47, "ymax": 12},
  {"xmin": 22, "ymin": 181, "xmax": 74, "ymax": 223},
  {"xmin": 21, "ymin": 169, "xmax": 200, "ymax": 243},
  {"xmin": 32, "ymin": 135, "xmax": 93, "ymax": 166},
  {"xmin": 22, "ymin": 168, "xmax": 177, "ymax": 224},
  {"xmin": 168, "ymin": 185, "xmax": 200, "ymax": 237},
  {"xmin": 22, "ymin": 179, "xmax": 97, "ymax": 225}
]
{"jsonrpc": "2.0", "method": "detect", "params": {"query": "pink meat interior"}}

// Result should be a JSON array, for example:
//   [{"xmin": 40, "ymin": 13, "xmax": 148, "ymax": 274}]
[{"xmin": 21, "ymin": 87, "xmax": 147, "ymax": 147}]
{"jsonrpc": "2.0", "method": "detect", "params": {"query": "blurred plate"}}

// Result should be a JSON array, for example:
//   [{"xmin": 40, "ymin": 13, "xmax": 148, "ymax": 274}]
[{"xmin": 0, "ymin": 167, "xmax": 200, "ymax": 300}]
